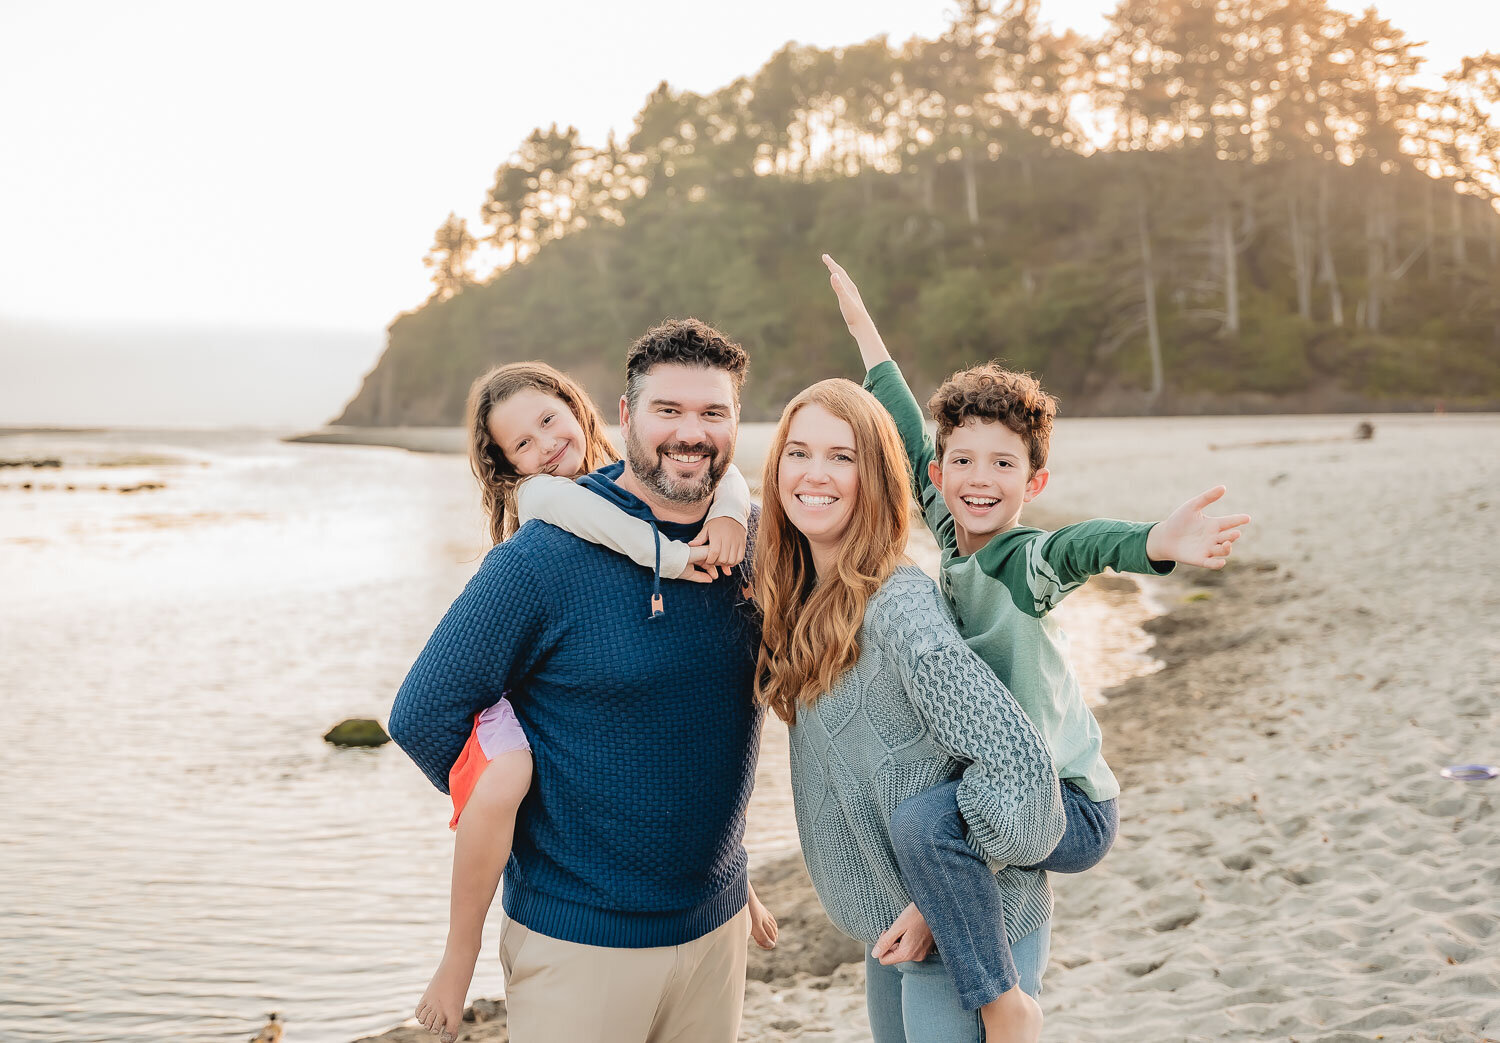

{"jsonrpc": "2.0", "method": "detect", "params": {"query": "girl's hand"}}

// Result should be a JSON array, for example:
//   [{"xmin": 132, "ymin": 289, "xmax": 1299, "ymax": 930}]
[
  {"xmin": 747, "ymin": 887, "xmax": 779, "ymax": 950},
  {"xmin": 871, "ymin": 902, "xmax": 933, "ymax": 965},
  {"xmin": 1145, "ymin": 485, "xmax": 1251, "ymax": 569},
  {"xmin": 688, "ymin": 516, "xmax": 747, "ymax": 579}
]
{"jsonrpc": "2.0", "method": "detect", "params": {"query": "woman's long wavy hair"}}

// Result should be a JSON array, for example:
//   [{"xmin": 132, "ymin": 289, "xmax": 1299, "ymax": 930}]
[
  {"xmin": 754, "ymin": 379, "xmax": 913, "ymax": 725},
  {"xmin": 466, "ymin": 361, "xmax": 619, "ymax": 543}
]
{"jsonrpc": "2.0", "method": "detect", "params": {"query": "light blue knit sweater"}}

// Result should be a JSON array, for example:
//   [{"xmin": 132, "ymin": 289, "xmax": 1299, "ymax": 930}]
[{"xmin": 787, "ymin": 566, "xmax": 1066, "ymax": 947}]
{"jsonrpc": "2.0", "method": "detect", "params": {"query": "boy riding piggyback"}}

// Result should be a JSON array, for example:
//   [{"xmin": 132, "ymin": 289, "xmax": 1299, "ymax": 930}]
[{"xmin": 823, "ymin": 255, "xmax": 1249, "ymax": 1043}]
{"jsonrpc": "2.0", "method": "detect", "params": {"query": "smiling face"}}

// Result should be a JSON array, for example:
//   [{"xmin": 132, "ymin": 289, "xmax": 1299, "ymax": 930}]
[
  {"xmin": 619, "ymin": 362, "xmax": 738, "ymax": 512},
  {"xmin": 487, "ymin": 387, "xmax": 588, "ymax": 478},
  {"xmin": 776, "ymin": 403, "xmax": 861, "ymax": 570},
  {"xmin": 929, "ymin": 417, "xmax": 1049, "ymax": 553}
]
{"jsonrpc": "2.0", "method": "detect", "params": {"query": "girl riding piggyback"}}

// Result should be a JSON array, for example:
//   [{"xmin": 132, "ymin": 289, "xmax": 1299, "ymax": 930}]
[{"xmin": 412, "ymin": 361, "xmax": 776, "ymax": 1042}]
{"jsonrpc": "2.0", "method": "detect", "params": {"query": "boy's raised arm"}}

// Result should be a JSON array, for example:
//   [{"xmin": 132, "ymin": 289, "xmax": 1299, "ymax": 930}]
[
  {"xmin": 823, "ymin": 253, "xmax": 892, "ymax": 371},
  {"xmin": 863, "ymin": 362, "xmax": 938, "ymax": 505},
  {"xmin": 823, "ymin": 254, "xmax": 938, "ymax": 504}
]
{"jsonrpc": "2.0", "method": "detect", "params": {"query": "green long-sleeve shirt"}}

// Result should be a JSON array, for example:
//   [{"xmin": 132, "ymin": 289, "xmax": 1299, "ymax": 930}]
[{"xmin": 864, "ymin": 361, "xmax": 1173, "ymax": 801}]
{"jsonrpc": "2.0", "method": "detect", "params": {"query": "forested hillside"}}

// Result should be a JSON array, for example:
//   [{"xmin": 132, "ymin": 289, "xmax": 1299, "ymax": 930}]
[{"xmin": 337, "ymin": 0, "xmax": 1500, "ymax": 425}]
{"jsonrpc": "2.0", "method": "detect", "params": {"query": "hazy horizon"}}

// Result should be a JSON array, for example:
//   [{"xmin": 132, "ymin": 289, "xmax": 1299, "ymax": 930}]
[{"xmin": 0, "ymin": 317, "xmax": 383, "ymax": 429}]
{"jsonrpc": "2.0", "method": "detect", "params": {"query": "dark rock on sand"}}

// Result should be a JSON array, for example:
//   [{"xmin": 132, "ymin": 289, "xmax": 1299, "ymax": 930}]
[{"xmin": 324, "ymin": 718, "xmax": 391, "ymax": 747}]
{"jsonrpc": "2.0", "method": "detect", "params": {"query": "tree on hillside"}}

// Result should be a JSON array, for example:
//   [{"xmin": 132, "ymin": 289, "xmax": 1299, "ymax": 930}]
[{"xmin": 423, "ymin": 213, "xmax": 476, "ymax": 301}]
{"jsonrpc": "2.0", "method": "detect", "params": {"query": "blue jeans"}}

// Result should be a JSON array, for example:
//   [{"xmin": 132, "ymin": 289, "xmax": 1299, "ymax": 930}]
[
  {"xmin": 864, "ymin": 923, "xmax": 1051, "ymax": 1043},
  {"xmin": 888, "ymin": 779, "xmax": 1117, "ymax": 1010}
]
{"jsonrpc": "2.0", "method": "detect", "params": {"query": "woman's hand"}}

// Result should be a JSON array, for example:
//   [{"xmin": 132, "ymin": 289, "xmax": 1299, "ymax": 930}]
[
  {"xmin": 747, "ymin": 886, "xmax": 779, "ymax": 950},
  {"xmin": 871, "ymin": 902, "xmax": 933, "ymax": 965},
  {"xmin": 685, "ymin": 516, "xmax": 747, "ymax": 581}
]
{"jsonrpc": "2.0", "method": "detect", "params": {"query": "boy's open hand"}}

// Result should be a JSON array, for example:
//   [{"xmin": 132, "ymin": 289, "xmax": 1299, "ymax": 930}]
[
  {"xmin": 1145, "ymin": 485, "xmax": 1251, "ymax": 569},
  {"xmin": 685, "ymin": 516, "xmax": 746, "ymax": 581},
  {"xmin": 822, "ymin": 254, "xmax": 892, "ymax": 369},
  {"xmin": 823, "ymin": 254, "xmax": 875, "ymax": 337},
  {"xmin": 871, "ymin": 902, "xmax": 933, "ymax": 965}
]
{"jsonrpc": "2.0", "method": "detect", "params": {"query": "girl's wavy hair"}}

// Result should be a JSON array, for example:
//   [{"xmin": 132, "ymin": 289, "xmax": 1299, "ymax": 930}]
[
  {"xmin": 466, "ymin": 361, "xmax": 619, "ymax": 543},
  {"xmin": 753, "ymin": 379, "xmax": 912, "ymax": 725}
]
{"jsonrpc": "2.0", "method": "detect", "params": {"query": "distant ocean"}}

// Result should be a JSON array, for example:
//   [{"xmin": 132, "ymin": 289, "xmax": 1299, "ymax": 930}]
[{"xmin": 0, "ymin": 427, "xmax": 1160, "ymax": 1043}]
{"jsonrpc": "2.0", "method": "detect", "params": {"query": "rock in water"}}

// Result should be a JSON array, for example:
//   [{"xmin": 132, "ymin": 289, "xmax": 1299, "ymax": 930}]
[{"xmin": 323, "ymin": 718, "xmax": 391, "ymax": 747}]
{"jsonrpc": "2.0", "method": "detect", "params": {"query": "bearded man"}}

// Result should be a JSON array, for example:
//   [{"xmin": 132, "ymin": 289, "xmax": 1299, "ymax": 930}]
[{"xmin": 390, "ymin": 319, "xmax": 763, "ymax": 1042}]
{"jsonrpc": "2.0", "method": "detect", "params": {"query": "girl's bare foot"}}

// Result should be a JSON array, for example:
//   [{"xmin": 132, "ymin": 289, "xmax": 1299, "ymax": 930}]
[
  {"xmin": 415, "ymin": 948, "xmax": 476, "ymax": 1042},
  {"xmin": 980, "ymin": 984, "xmax": 1043, "ymax": 1043}
]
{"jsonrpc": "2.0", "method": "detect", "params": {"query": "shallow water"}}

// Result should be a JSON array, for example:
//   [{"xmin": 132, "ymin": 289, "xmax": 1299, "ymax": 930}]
[{"xmin": 0, "ymin": 427, "xmax": 1159, "ymax": 1043}]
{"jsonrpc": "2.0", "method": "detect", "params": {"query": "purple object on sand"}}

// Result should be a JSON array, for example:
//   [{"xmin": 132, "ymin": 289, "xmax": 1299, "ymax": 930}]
[{"xmin": 1439, "ymin": 764, "xmax": 1500, "ymax": 782}]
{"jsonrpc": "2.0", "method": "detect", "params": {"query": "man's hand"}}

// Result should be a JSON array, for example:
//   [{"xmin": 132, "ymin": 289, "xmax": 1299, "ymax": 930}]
[
  {"xmin": 822, "ymin": 254, "xmax": 893, "ymax": 370},
  {"xmin": 684, "ymin": 517, "xmax": 746, "ymax": 581},
  {"xmin": 1145, "ymin": 485, "xmax": 1251, "ymax": 569},
  {"xmin": 747, "ymin": 886, "xmax": 779, "ymax": 950},
  {"xmin": 871, "ymin": 902, "xmax": 934, "ymax": 965}
]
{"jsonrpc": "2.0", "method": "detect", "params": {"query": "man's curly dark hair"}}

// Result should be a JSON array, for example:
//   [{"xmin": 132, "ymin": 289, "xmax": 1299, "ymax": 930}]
[
  {"xmin": 927, "ymin": 363, "xmax": 1058, "ymax": 474},
  {"xmin": 625, "ymin": 318, "xmax": 749, "ymax": 411}
]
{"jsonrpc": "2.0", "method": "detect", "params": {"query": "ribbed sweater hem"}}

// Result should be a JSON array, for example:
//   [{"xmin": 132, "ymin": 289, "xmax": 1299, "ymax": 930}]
[
  {"xmin": 501, "ymin": 870, "xmax": 749, "ymax": 949},
  {"xmin": 1001, "ymin": 879, "xmax": 1053, "ymax": 948}
]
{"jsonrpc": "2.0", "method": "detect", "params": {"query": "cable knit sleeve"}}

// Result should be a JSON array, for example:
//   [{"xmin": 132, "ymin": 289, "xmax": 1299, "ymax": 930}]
[
  {"xmin": 388, "ymin": 541, "xmax": 555, "ymax": 793},
  {"xmin": 873, "ymin": 571, "xmax": 1066, "ymax": 867}
]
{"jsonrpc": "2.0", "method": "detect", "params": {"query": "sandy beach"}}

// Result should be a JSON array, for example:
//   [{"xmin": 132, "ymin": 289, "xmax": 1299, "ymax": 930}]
[{"xmin": 359, "ymin": 412, "xmax": 1500, "ymax": 1043}]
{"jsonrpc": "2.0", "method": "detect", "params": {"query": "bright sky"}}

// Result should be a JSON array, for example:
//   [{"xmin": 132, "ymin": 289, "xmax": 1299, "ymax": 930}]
[{"xmin": 0, "ymin": 0, "xmax": 1492, "ymax": 337}]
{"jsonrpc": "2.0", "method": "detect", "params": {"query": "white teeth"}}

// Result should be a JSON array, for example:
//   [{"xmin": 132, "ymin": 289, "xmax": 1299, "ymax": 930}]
[
  {"xmin": 798, "ymin": 494, "xmax": 836, "ymax": 506},
  {"xmin": 962, "ymin": 496, "xmax": 998, "ymax": 506},
  {"xmin": 666, "ymin": 453, "xmax": 705, "ymax": 464}
]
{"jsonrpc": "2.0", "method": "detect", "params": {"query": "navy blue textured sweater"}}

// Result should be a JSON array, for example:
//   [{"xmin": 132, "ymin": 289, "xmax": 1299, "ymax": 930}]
[{"xmin": 389, "ymin": 462, "xmax": 764, "ymax": 948}]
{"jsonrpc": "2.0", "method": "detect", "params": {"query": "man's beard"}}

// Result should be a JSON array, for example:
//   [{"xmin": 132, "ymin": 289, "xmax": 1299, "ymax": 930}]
[{"xmin": 625, "ymin": 431, "xmax": 729, "ymax": 506}]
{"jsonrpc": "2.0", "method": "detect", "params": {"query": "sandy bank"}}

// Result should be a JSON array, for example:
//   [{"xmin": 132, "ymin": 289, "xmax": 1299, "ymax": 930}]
[{"xmin": 285, "ymin": 427, "xmax": 467, "ymax": 454}]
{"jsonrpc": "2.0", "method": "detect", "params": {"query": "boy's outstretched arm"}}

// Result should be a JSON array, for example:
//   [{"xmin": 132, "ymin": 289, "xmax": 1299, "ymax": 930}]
[
  {"xmin": 823, "ymin": 254, "xmax": 938, "ymax": 506},
  {"xmin": 974, "ymin": 487, "xmax": 1250, "ymax": 616}
]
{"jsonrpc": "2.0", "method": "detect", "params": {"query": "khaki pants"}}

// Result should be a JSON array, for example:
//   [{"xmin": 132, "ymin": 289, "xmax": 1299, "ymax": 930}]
[{"xmin": 498, "ymin": 907, "xmax": 749, "ymax": 1043}]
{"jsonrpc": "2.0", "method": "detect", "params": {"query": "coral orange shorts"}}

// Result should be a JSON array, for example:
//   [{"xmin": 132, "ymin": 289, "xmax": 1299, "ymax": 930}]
[{"xmin": 448, "ymin": 697, "xmax": 531, "ymax": 830}]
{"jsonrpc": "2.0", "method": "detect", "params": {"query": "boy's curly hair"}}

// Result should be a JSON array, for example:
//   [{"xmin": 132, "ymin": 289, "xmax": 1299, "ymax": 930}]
[
  {"xmin": 625, "ymin": 318, "xmax": 749, "ymax": 410},
  {"xmin": 928, "ymin": 363, "xmax": 1058, "ymax": 474}
]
